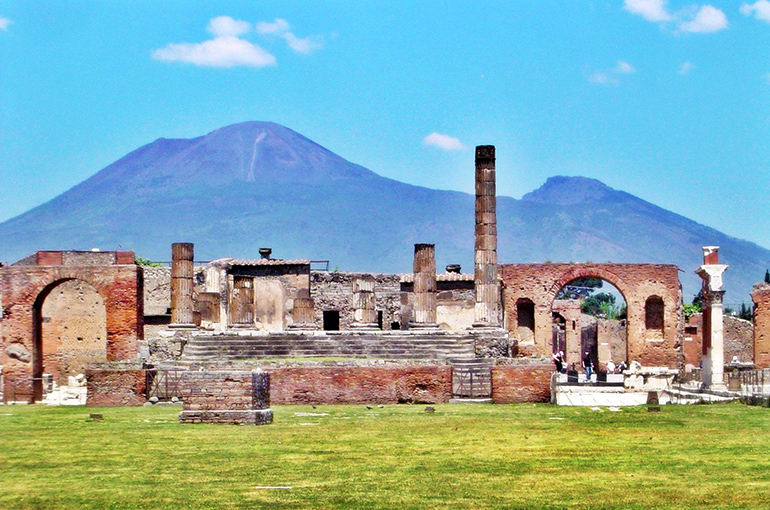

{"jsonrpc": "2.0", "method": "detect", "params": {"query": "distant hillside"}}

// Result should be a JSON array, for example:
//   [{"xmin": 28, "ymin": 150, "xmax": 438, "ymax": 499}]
[{"xmin": 0, "ymin": 121, "xmax": 767, "ymax": 303}]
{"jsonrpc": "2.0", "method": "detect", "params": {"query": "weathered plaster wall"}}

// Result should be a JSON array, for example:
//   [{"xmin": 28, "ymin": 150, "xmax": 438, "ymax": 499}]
[
  {"xmin": 500, "ymin": 263, "xmax": 682, "ymax": 368},
  {"xmin": 40, "ymin": 279, "xmax": 107, "ymax": 384}
]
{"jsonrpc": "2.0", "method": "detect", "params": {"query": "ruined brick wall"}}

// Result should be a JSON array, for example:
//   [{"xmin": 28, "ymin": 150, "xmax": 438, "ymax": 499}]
[
  {"xmin": 500, "ymin": 263, "xmax": 682, "ymax": 368},
  {"xmin": 267, "ymin": 365, "xmax": 452, "ymax": 404},
  {"xmin": 752, "ymin": 285, "xmax": 770, "ymax": 369},
  {"xmin": 85, "ymin": 368, "xmax": 146, "ymax": 407},
  {"xmin": 1, "ymin": 256, "xmax": 142, "ymax": 402},
  {"xmin": 311, "ymin": 272, "xmax": 402, "ymax": 330},
  {"xmin": 180, "ymin": 370, "xmax": 269, "ymax": 411},
  {"xmin": 491, "ymin": 363, "xmax": 552, "ymax": 403},
  {"xmin": 40, "ymin": 280, "xmax": 108, "ymax": 384},
  {"xmin": 684, "ymin": 313, "xmax": 754, "ymax": 367}
]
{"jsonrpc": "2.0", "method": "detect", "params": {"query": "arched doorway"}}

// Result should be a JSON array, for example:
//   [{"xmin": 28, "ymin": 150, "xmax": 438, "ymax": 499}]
[
  {"xmin": 551, "ymin": 277, "xmax": 628, "ymax": 374},
  {"xmin": 32, "ymin": 279, "xmax": 107, "ymax": 401}
]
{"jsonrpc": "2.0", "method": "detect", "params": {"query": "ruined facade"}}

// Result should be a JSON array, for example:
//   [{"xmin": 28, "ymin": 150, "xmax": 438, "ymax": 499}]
[
  {"xmin": 0, "ymin": 251, "xmax": 142, "ymax": 402},
  {"xmin": 500, "ymin": 263, "xmax": 682, "ymax": 368}
]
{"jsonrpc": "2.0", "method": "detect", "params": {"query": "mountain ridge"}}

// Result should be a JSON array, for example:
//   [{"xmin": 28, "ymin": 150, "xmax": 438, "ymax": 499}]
[{"xmin": 1, "ymin": 121, "xmax": 767, "ymax": 302}]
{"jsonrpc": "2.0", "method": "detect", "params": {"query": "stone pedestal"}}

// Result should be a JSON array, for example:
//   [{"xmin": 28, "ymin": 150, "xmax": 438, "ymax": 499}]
[{"xmin": 178, "ymin": 369, "xmax": 273, "ymax": 425}]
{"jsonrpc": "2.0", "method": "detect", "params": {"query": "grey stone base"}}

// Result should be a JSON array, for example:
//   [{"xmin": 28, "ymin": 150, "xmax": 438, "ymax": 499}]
[{"xmin": 179, "ymin": 409, "xmax": 273, "ymax": 425}]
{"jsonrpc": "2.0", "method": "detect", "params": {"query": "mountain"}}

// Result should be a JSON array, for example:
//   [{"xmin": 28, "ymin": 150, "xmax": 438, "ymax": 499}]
[{"xmin": 0, "ymin": 121, "xmax": 768, "ymax": 303}]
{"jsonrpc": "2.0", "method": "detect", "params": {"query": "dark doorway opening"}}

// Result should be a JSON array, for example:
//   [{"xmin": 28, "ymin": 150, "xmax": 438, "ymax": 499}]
[{"xmin": 323, "ymin": 310, "xmax": 340, "ymax": 331}]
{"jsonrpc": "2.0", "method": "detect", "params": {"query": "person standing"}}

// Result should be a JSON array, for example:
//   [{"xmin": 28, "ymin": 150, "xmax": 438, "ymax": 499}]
[{"xmin": 583, "ymin": 351, "xmax": 593, "ymax": 383}]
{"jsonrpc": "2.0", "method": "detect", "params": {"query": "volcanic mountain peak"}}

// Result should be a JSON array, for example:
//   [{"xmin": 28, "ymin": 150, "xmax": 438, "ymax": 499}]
[{"xmin": 522, "ymin": 176, "xmax": 622, "ymax": 206}]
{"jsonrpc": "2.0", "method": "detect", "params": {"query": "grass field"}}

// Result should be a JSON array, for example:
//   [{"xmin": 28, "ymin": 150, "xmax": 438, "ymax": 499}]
[{"xmin": 1, "ymin": 402, "xmax": 769, "ymax": 509}]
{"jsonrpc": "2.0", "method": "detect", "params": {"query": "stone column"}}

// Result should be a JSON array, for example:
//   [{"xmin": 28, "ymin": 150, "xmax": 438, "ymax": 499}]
[
  {"xmin": 474, "ymin": 145, "xmax": 501, "ymax": 327},
  {"xmin": 411, "ymin": 243, "xmax": 437, "ymax": 328},
  {"xmin": 351, "ymin": 276, "xmax": 378, "ymax": 329},
  {"xmin": 170, "ymin": 242, "xmax": 195, "ymax": 328},
  {"xmin": 289, "ymin": 288, "xmax": 317, "ymax": 330},
  {"xmin": 696, "ymin": 246, "xmax": 728, "ymax": 390}
]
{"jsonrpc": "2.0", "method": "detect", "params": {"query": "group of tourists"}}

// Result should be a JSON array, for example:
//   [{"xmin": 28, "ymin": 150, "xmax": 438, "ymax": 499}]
[{"xmin": 552, "ymin": 350, "xmax": 627, "ymax": 377}]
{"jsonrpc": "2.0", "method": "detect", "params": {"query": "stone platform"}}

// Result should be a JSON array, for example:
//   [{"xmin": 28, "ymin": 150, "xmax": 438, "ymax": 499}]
[{"xmin": 179, "ymin": 409, "xmax": 273, "ymax": 425}]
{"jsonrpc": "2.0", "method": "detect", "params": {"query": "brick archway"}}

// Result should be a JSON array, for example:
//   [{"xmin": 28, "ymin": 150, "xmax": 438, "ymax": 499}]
[
  {"xmin": 500, "ymin": 263, "xmax": 683, "ymax": 368},
  {"xmin": 0, "ymin": 252, "xmax": 142, "ymax": 403}
]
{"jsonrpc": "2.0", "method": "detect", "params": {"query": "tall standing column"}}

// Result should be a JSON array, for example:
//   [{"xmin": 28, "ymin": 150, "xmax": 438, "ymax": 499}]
[
  {"xmin": 351, "ymin": 276, "xmax": 378, "ymax": 329},
  {"xmin": 474, "ymin": 145, "xmax": 500, "ymax": 327},
  {"xmin": 696, "ymin": 246, "xmax": 728, "ymax": 390},
  {"xmin": 170, "ymin": 242, "xmax": 195, "ymax": 327},
  {"xmin": 290, "ymin": 287, "xmax": 317, "ymax": 330},
  {"xmin": 411, "ymin": 243, "xmax": 437, "ymax": 328}
]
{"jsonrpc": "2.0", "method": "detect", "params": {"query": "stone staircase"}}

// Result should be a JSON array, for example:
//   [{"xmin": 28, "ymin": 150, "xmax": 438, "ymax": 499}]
[{"xmin": 181, "ymin": 330, "xmax": 477, "ymax": 362}]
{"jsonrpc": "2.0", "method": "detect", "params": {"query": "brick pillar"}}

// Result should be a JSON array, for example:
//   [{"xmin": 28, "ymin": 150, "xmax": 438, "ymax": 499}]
[
  {"xmin": 411, "ymin": 244, "xmax": 437, "ymax": 328},
  {"xmin": 351, "ymin": 276, "xmax": 378, "ymax": 329},
  {"xmin": 289, "ymin": 288, "xmax": 317, "ymax": 330},
  {"xmin": 695, "ymin": 246, "xmax": 728, "ymax": 390},
  {"xmin": 170, "ymin": 242, "xmax": 195, "ymax": 327},
  {"xmin": 751, "ymin": 286, "xmax": 770, "ymax": 369},
  {"xmin": 474, "ymin": 145, "xmax": 500, "ymax": 327}
]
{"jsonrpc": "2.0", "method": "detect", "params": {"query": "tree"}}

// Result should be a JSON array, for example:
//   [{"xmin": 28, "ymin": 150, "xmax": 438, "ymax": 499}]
[
  {"xmin": 135, "ymin": 256, "xmax": 162, "ymax": 267},
  {"xmin": 738, "ymin": 302, "xmax": 753, "ymax": 321},
  {"xmin": 765, "ymin": 269, "xmax": 770, "ymax": 284},
  {"xmin": 581, "ymin": 292, "xmax": 625, "ymax": 319}
]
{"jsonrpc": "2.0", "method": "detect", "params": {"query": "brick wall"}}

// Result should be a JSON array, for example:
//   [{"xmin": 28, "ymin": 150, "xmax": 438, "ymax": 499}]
[
  {"xmin": 752, "ymin": 285, "xmax": 770, "ymax": 369},
  {"xmin": 86, "ymin": 368, "xmax": 146, "ymax": 407},
  {"xmin": 500, "ymin": 263, "xmax": 682, "ymax": 368},
  {"xmin": 685, "ymin": 313, "xmax": 754, "ymax": 367},
  {"xmin": 267, "ymin": 365, "xmax": 452, "ymax": 405},
  {"xmin": 180, "ymin": 370, "xmax": 269, "ymax": 411},
  {"xmin": 1, "ymin": 261, "xmax": 142, "ymax": 402},
  {"xmin": 491, "ymin": 363, "xmax": 552, "ymax": 403}
]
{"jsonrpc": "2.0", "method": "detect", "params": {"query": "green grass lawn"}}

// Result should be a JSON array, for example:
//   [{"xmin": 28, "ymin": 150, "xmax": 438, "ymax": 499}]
[{"xmin": 1, "ymin": 403, "xmax": 769, "ymax": 509}]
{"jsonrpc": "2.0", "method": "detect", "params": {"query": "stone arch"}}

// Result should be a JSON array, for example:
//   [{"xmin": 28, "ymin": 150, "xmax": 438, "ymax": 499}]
[
  {"xmin": 547, "ymin": 268, "xmax": 630, "ymax": 368},
  {"xmin": 1, "ymin": 256, "xmax": 141, "ymax": 403},
  {"xmin": 32, "ymin": 278, "xmax": 108, "ymax": 399},
  {"xmin": 546, "ymin": 267, "xmax": 631, "ymax": 307}
]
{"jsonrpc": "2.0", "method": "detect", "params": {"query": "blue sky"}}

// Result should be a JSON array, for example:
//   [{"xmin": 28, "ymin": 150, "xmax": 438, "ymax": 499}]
[{"xmin": 1, "ymin": 1, "xmax": 769, "ymax": 249}]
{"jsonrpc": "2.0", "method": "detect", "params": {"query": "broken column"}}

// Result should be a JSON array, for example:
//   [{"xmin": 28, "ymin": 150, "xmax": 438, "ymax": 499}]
[
  {"xmin": 170, "ymin": 242, "xmax": 195, "ymax": 328},
  {"xmin": 751, "ymin": 284, "xmax": 770, "ymax": 369},
  {"xmin": 474, "ymin": 145, "xmax": 501, "ymax": 327},
  {"xmin": 411, "ymin": 243, "xmax": 437, "ymax": 328},
  {"xmin": 351, "ymin": 276, "xmax": 378, "ymax": 329},
  {"xmin": 696, "ymin": 246, "xmax": 728, "ymax": 390}
]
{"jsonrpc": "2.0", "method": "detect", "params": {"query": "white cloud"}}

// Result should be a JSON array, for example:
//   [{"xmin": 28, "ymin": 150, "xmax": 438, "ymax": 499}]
[
  {"xmin": 283, "ymin": 32, "xmax": 324, "ymax": 55},
  {"xmin": 256, "ymin": 18, "xmax": 324, "ymax": 55},
  {"xmin": 624, "ymin": 0, "xmax": 673, "ymax": 22},
  {"xmin": 0, "ymin": 16, "xmax": 12, "ymax": 31},
  {"xmin": 616, "ymin": 60, "xmax": 636, "ymax": 74},
  {"xmin": 256, "ymin": 18, "xmax": 290, "ymax": 35},
  {"xmin": 207, "ymin": 16, "xmax": 251, "ymax": 37},
  {"xmin": 678, "ymin": 61, "xmax": 695, "ymax": 75},
  {"xmin": 624, "ymin": 1, "xmax": 728, "ymax": 34},
  {"xmin": 423, "ymin": 133, "xmax": 465, "ymax": 151},
  {"xmin": 740, "ymin": 1, "xmax": 770, "ymax": 23},
  {"xmin": 679, "ymin": 5, "xmax": 728, "ymax": 33},
  {"xmin": 152, "ymin": 36, "xmax": 276, "ymax": 68},
  {"xmin": 588, "ymin": 60, "xmax": 635, "ymax": 86}
]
